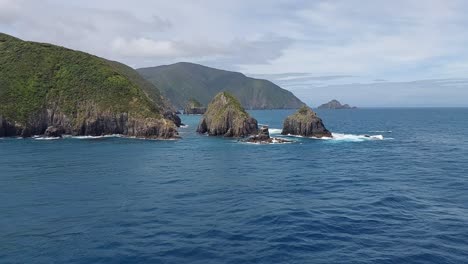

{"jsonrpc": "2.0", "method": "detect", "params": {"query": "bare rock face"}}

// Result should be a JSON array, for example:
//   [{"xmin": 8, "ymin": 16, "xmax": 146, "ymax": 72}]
[
  {"xmin": 196, "ymin": 92, "xmax": 258, "ymax": 137},
  {"xmin": 44, "ymin": 126, "xmax": 64, "ymax": 137},
  {"xmin": 163, "ymin": 110, "xmax": 183, "ymax": 127},
  {"xmin": 0, "ymin": 117, "xmax": 18, "ymax": 137},
  {"xmin": 0, "ymin": 106, "xmax": 179, "ymax": 139},
  {"xmin": 282, "ymin": 106, "xmax": 332, "ymax": 138}
]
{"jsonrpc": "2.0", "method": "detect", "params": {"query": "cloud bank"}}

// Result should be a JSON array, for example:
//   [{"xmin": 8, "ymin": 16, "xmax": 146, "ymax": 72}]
[{"xmin": 1, "ymin": 0, "xmax": 467, "ymax": 106}]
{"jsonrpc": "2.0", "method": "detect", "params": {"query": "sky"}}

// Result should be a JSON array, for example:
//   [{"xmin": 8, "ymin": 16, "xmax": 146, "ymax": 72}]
[{"xmin": 1, "ymin": 0, "xmax": 467, "ymax": 107}]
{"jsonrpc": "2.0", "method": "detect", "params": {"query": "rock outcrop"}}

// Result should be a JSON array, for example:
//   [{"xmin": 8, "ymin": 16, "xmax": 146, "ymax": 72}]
[
  {"xmin": 163, "ymin": 110, "xmax": 183, "ymax": 127},
  {"xmin": 0, "ymin": 108, "xmax": 179, "ymax": 139},
  {"xmin": 44, "ymin": 126, "xmax": 64, "ymax": 138},
  {"xmin": 318, "ymin": 100, "xmax": 356, "ymax": 109},
  {"xmin": 245, "ymin": 126, "xmax": 292, "ymax": 144},
  {"xmin": 184, "ymin": 99, "xmax": 207, "ymax": 115},
  {"xmin": 197, "ymin": 92, "xmax": 258, "ymax": 137},
  {"xmin": 282, "ymin": 106, "xmax": 332, "ymax": 138}
]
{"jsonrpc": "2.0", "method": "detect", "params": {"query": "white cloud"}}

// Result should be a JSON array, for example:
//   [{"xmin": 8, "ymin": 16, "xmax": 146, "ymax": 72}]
[
  {"xmin": 1, "ymin": 0, "xmax": 468, "ymax": 106},
  {"xmin": 111, "ymin": 38, "xmax": 181, "ymax": 58}
]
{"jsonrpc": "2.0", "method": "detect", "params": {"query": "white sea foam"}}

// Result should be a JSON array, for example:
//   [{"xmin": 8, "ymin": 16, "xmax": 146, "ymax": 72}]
[
  {"xmin": 279, "ymin": 131, "xmax": 385, "ymax": 142},
  {"xmin": 180, "ymin": 125, "xmax": 189, "ymax": 128},
  {"xmin": 34, "ymin": 137, "xmax": 61, "ymax": 140},
  {"xmin": 269, "ymin": 128, "xmax": 283, "ymax": 134},
  {"xmin": 323, "ymin": 133, "xmax": 384, "ymax": 142},
  {"xmin": 71, "ymin": 134, "xmax": 123, "ymax": 139}
]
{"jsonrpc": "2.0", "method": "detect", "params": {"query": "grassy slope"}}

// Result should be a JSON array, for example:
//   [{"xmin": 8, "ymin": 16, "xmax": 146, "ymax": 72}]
[
  {"xmin": 137, "ymin": 62, "xmax": 304, "ymax": 109},
  {"xmin": 0, "ymin": 33, "xmax": 164, "ymax": 124}
]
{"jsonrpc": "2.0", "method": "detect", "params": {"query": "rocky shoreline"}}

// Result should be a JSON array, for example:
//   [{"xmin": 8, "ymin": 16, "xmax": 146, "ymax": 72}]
[{"xmin": 0, "ymin": 109, "xmax": 180, "ymax": 140}]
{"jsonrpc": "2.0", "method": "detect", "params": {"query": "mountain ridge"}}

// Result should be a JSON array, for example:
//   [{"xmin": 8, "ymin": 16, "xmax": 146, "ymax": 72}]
[{"xmin": 137, "ymin": 62, "xmax": 305, "ymax": 110}]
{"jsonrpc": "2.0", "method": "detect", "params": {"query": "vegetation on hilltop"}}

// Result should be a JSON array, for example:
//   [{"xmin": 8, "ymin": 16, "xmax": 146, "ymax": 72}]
[
  {"xmin": 137, "ymin": 62, "xmax": 305, "ymax": 110},
  {"xmin": 0, "ymin": 33, "xmax": 177, "ymax": 138}
]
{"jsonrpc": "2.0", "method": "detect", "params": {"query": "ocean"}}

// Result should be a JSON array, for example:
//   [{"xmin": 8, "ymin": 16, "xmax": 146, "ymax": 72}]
[{"xmin": 1, "ymin": 108, "xmax": 467, "ymax": 263}]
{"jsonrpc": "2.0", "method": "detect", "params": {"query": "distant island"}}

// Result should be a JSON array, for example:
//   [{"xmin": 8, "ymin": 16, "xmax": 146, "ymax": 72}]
[
  {"xmin": 184, "ymin": 98, "xmax": 206, "ymax": 115},
  {"xmin": 0, "ymin": 33, "xmax": 180, "ymax": 139},
  {"xmin": 318, "ymin": 100, "xmax": 357, "ymax": 109},
  {"xmin": 137, "ymin": 62, "xmax": 305, "ymax": 110}
]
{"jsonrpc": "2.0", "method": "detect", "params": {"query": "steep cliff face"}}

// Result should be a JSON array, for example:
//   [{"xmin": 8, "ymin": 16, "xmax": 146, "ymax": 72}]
[
  {"xmin": 196, "ymin": 92, "xmax": 258, "ymax": 137},
  {"xmin": 282, "ymin": 106, "xmax": 332, "ymax": 138},
  {"xmin": 0, "ymin": 33, "xmax": 178, "ymax": 139}
]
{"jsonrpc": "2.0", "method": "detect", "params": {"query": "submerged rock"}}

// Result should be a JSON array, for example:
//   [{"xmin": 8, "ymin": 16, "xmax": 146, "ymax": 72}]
[
  {"xmin": 197, "ymin": 92, "xmax": 258, "ymax": 137},
  {"xmin": 282, "ymin": 106, "xmax": 332, "ymax": 138}
]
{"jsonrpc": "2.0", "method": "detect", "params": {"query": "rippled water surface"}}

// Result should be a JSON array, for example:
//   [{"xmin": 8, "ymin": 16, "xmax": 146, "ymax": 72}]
[{"xmin": 1, "ymin": 108, "xmax": 468, "ymax": 264}]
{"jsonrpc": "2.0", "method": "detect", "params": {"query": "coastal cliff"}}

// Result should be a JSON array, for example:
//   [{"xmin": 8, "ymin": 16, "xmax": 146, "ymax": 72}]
[
  {"xmin": 0, "ymin": 33, "xmax": 178, "ymax": 139},
  {"xmin": 282, "ymin": 106, "xmax": 332, "ymax": 138},
  {"xmin": 196, "ymin": 92, "xmax": 258, "ymax": 137}
]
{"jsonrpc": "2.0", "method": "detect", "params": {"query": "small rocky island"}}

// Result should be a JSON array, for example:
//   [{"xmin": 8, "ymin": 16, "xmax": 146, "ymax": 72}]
[
  {"xmin": 282, "ymin": 106, "xmax": 332, "ymax": 138},
  {"xmin": 318, "ymin": 99, "xmax": 356, "ymax": 109},
  {"xmin": 197, "ymin": 92, "xmax": 258, "ymax": 137},
  {"xmin": 184, "ymin": 98, "xmax": 207, "ymax": 115}
]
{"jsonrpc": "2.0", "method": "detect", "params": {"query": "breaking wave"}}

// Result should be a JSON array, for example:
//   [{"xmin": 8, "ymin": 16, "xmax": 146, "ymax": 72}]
[
  {"xmin": 265, "ymin": 128, "xmax": 385, "ymax": 142},
  {"xmin": 369, "ymin": 130, "xmax": 392, "ymax": 133},
  {"xmin": 269, "ymin": 128, "xmax": 283, "ymax": 135},
  {"xmin": 68, "ymin": 134, "xmax": 123, "ymax": 139},
  {"xmin": 322, "ymin": 133, "xmax": 385, "ymax": 142},
  {"xmin": 33, "ymin": 137, "xmax": 61, "ymax": 140}
]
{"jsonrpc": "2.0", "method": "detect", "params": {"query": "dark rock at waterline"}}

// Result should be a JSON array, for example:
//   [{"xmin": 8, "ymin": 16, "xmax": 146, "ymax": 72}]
[
  {"xmin": 245, "ymin": 126, "xmax": 292, "ymax": 144},
  {"xmin": 197, "ymin": 92, "xmax": 258, "ymax": 137},
  {"xmin": 163, "ymin": 110, "xmax": 183, "ymax": 127},
  {"xmin": 0, "ymin": 108, "xmax": 179, "ymax": 139},
  {"xmin": 44, "ymin": 126, "xmax": 64, "ymax": 137},
  {"xmin": 254, "ymin": 126, "xmax": 270, "ymax": 141},
  {"xmin": 282, "ymin": 106, "xmax": 332, "ymax": 138}
]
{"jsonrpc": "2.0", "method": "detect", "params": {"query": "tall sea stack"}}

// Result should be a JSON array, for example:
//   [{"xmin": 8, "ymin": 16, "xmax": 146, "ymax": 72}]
[
  {"xmin": 282, "ymin": 106, "xmax": 332, "ymax": 138},
  {"xmin": 197, "ymin": 92, "xmax": 258, "ymax": 137}
]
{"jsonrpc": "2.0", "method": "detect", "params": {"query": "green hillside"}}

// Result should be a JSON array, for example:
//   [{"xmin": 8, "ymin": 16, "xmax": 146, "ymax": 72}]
[
  {"xmin": 0, "ymin": 33, "xmax": 178, "ymax": 138},
  {"xmin": 137, "ymin": 62, "xmax": 305, "ymax": 110}
]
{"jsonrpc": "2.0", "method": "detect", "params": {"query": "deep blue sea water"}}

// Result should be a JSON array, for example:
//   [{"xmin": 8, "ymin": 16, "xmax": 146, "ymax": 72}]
[{"xmin": 1, "ymin": 108, "xmax": 468, "ymax": 264}]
